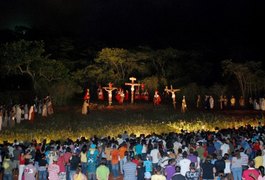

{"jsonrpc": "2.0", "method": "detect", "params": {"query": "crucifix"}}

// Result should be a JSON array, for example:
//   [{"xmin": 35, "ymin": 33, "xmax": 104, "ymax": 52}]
[
  {"xmin": 125, "ymin": 77, "xmax": 141, "ymax": 104},
  {"xmin": 103, "ymin": 82, "xmax": 117, "ymax": 106},
  {"xmin": 164, "ymin": 85, "xmax": 180, "ymax": 109}
]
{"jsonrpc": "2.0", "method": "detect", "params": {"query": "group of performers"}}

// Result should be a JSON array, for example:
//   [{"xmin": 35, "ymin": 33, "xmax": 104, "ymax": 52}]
[
  {"xmin": 0, "ymin": 95, "xmax": 54, "ymax": 130},
  {"xmin": 81, "ymin": 84, "xmax": 190, "ymax": 115}
]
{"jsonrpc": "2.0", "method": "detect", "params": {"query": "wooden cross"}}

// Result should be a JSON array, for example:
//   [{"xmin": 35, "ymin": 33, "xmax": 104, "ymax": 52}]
[
  {"xmin": 125, "ymin": 77, "xmax": 141, "ymax": 104},
  {"xmin": 164, "ymin": 85, "xmax": 180, "ymax": 109},
  {"xmin": 103, "ymin": 82, "xmax": 117, "ymax": 106}
]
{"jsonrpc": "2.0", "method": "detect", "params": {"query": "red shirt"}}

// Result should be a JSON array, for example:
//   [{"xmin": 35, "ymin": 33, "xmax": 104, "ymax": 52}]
[
  {"xmin": 19, "ymin": 155, "xmax": 25, "ymax": 165},
  {"xmin": 242, "ymin": 168, "xmax": 260, "ymax": 180},
  {"xmin": 63, "ymin": 152, "xmax": 72, "ymax": 165}
]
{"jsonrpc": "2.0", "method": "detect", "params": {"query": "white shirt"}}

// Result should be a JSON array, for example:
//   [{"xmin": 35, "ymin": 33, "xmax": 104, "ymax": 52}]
[
  {"xmin": 179, "ymin": 158, "xmax": 191, "ymax": 176},
  {"xmin": 150, "ymin": 149, "xmax": 160, "ymax": 164},
  {"xmin": 220, "ymin": 143, "xmax": 230, "ymax": 156}
]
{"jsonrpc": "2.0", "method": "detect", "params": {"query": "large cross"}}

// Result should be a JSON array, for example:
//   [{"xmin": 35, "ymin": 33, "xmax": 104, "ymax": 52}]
[
  {"xmin": 125, "ymin": 77, "xmax": 141, "ymax": 104},
  {"xmin": 103, "ymin": 82, "xmax": 117, "ymax": 106},
  {"xmin": 164, "ymin": 85, "xmax": 180, "ymax": 109}
]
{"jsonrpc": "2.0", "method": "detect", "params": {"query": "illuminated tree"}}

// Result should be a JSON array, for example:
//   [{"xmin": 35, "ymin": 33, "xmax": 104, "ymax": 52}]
[
  {"xmin": 82, "ymin": 48, "xmax": 149, "ymax": 85},
  {"xmin": 222, "ymin": 59, "xmax": 265, "ymax": 98}
]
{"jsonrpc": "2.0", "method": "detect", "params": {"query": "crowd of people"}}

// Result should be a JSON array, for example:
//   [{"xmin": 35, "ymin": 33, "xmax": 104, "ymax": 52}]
[
  {"xmin": 0, "ymin": 96, "xmax": 54, "ymax": 131},
  {"xmin": 1, "ymin": 123, "xmax": 265, "ymax": 180}
]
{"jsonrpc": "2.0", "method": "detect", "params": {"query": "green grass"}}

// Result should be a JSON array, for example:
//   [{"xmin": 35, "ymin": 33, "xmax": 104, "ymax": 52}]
[{"xmin": 0, "ymin": 104, "xmax": 263, "ymax": 143}]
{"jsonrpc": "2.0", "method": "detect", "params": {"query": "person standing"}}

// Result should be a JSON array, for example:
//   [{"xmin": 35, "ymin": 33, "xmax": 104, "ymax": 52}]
[
  {"xmin": 18, "ymin": 151, "xmax": 26, "ymax": 180},
  {"xmin": 171, "ymin": 166, "xmax": 185, "ymax": 180},
  {"xmin": 3, "ymin": 154, "xmax": 13, "ymax": 180},
  {"xmin": 111, "ymin": 144, "xmax": 120, "ymax": 179},
  {"xmin": 231, "ymin": 150, "xmax": 242, "ymax": 180},
  {"xmin": 201, "ymin": 156, "xmax": 215, "ymax": 180},
  {"xmin": 48, "ymin": 158, "xmax": 60, "ymax": 180},
  {"xmin": 96, "ymin": 158, "xmax": 110, "ymax": 180},
  {"xmin": 15, "ymin": 105, "xmax": 22, "ymax": 124},
  {"xmin": 209, "ymin": 96, "xmax": 214, "ymax": 110},
  {"xmin": 181, "ymin": 96, "xmax": 187, "ymax": 113},
  {"xmin": 119, "ymin": 142, "xmax": 128, "ymax": 175},
  {"xmin": 69, "ymin": 151, "xmax": 80, "ymax": 180},
  {"xmin": 38, "ymin": 154, "xmax": 48, "ymax": 180},
  {"xmin": 151, "ymin": 166, "xmax": 166, "ymax": 180},
  {"xmin": 153, "ymin": 90, "xmax": 161, "ymax": 106},
  {"xmin": 164, "ymin": 159, "xmax": 176, "ymax": 180},
  {"xmin": 73, "ymin": 167, "xmax": 87, "ymax": 180},
  {"xmin": 123, "ymin": 156, "xmax": 137, "ymax": 180},
  {"xmin": 150, "ymin": 144, "xmax": 161, "ymax": 170},
  {"xmin": 185, "ymin": 162, "xmax": 200, "ymax": 180},
  {"xmin": 87, "ymin": 144, "xmax": 98, "ymax": 180},
  {"xmin": 230, "ymin": 96, "xmax": 236, "ymax": 109},
  {"xmin": 242, "ymin": 160, "xmax": 260, "ymax": 180},
  {"xmin": 23, "ymin": 159, "xmax": 37, "ymax": 180},
  {"xmin": 179, "ymin": 151, "xmax": 191, "ymax": 176}
]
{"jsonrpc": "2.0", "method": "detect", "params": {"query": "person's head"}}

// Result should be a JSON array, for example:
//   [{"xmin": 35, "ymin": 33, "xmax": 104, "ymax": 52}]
[
  {"xmin": 154, "ymin": 166, "xmax": 162, "ymax": 174},
  {"xmin": 190, "ymin": 162, "xmax": 196, "ymax": 171},
  {"xmin": 100, "ymin": 158, "xmax": 107, "ymax": 166},
  {"xmin": 182, "ymin": 151, "xmax": 188, "ymax": 158},
  {"xmin": 259, "ymin": 166, "xmax": 265, "ymax": 176},
  {"xmin": 168, "ymin": 158, "xmax": 175, "ymax": 165},
  {"xmin": 175, "ymin": 166, "xmax": 181, "ymax": 173},
  {"xmin": 248, "ymin": 160, "xmax": 255, "ymax": 168},
  {"xmin": 75, "ymin": 167, "xmax": 81, "ymax": 174},
  {"xmin": 256, "ymin": 150, "xmax": 262, "ymax": 156}
]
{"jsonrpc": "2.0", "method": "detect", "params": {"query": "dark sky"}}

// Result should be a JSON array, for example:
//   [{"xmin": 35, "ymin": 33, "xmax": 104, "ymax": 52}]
[{"xmin": 0, "ymin": 0, "xmax": 265, "ymax": 60}]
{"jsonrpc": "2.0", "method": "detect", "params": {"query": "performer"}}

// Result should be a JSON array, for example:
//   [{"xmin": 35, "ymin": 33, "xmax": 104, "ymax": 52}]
[
  {"xmin": 29, "ymin": 105, "xmax": 34, "ymax": 121},
  {"xmin": 153, "ymin": 90, "xmax": 161, "ymax": 106},
  {"xmin": 230, "ymin": 95, "xmax": 236, "ymax": 109},
  {"xmin": 181, "ymin": 96, "xmax": 187, "ymax": 113},
  {"xmin": 143, "ymin": 89, "xmax": 149, "ymax": 101},
  {"xmin": 82, "ymin": 100, "xmax": 89, "ymax": 115},
  {"xmin": 24, "ymin": 104, "xmax": 29, "ymax": 120},
  {"xmin": 239, "ymin": 96, "xmax": 245, "ymax": 109},
  {"xmin": 125, "ymin": 90, "xmax": 129, "ymax": 101},
  {"xmin": 223, "ymin": 95, "xmax": 228, "ymax": 109},
  {"xmin": 97, "ymin": 85, "xmax": 104, "ymax": 101},
  {"xmin": 46, "ymin": 96, "xmax": 54, "ymax": 115},
  {"xmin": 42, "ymin": 102, "xmax": 47, "ymax": 118},
  {"xmin": 135, "ymin": 86, "xmax": 141, "ymax": 100},
  {"xmin": 115, "ymin": 88, "xmax": 121, "ymax": 103},
  {"xmin": 83, "ymin": 89, "xmax": 90, "ymax": 104},
  {"xmin": 209, "ymin": 96, "xmax": 214, "ymax": 109},
  {"xmin": 16, "ymin": 105, "xmax": 22, "ymax": 124},
  {"xmin": 117, "ymin": 88, "xmax": 125, "ymax": 104},
  {"xmin": 103, "ymin": 83, "xmax": 117, "ymax": 106}
]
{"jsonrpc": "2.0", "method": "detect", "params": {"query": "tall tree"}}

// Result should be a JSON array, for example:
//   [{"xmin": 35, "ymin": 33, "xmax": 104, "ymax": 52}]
[
  {"xmin": 0, "ymin": 40, "xmax": 69, "ymax": 92},
  {"xmin": 222, "ymin": 59, "xmax": 265, "ymax": 98},
  {"xmin": 83, "ymin": 48, "xmax": 149, "ymax": 85}
]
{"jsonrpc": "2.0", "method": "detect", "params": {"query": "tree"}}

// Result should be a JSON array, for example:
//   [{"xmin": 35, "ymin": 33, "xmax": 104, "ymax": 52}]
[
  {"xmin": 83, "ymin": 48, "xmax": 149, "ymax": 85},
  {"xmin": 222, "ymin": 59, "xmax": 265, "ymax": 98},
  {"xmin": 0, "ymin": 40, "xmax": 70, "ymax": 93}
]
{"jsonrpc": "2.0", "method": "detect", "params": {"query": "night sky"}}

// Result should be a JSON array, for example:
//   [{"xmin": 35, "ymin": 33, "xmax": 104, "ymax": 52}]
[{"xmin": 0, "ymin": 0, "xmax": 265, "ymax": 60}]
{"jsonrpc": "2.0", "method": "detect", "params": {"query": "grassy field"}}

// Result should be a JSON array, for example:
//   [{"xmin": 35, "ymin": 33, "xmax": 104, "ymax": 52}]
[{"xmin": 0, "ymin": 103, "xmax": 264, "ymax": 143}]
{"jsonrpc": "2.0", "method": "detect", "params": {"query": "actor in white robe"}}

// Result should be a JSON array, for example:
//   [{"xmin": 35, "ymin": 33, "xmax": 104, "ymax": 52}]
[
  {"xmin": 209, "ymin": 96, "xmax": 214, "ymax": 109},
  {"xmin": 16, "ymin": 105, "xmax": 22, "ymax": 124}
]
